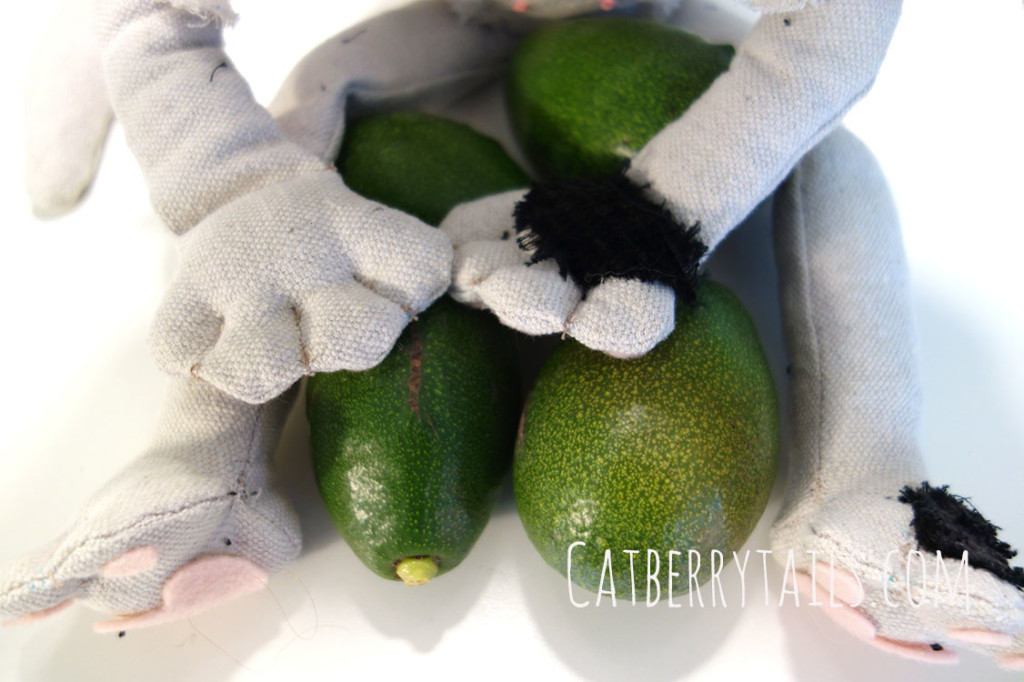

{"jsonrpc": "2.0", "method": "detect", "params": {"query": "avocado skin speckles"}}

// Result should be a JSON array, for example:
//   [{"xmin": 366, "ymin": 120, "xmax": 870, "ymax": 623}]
[
  {"xmin": 506, "ymin": 18, "xmax": 734, "ymax": 179},
  {"xmin": 514, "ymin": 281, "xmax": 778, "ymax": 599}
]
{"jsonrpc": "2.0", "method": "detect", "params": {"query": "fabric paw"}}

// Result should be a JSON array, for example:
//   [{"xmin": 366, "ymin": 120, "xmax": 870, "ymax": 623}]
[
  {"xmin": 150, "ymin": 171, "xmax": 451, "ymax": 404},
  {"xmin": 772, "ymin": 491, "xmax": 1024, "ymax": 665},
  {"xmin": 442, "ymin": 189, "xmax": 678, "ymax": 357},
  {"xmin": 1, "ymin": 377, "xmax": 301, "ymax": 628}
]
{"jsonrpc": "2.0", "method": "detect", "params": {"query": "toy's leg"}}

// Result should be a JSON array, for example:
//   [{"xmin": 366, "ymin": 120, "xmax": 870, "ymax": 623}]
[
  {"xmin": 0, "ymin": 376, "xmax": 301, "ymax": 631},
  {"xmin": 26, "ymin": 0, "xmax": 112, "ymax": 217},
  {"xmin": 769, "ymin": 127, "xmax": 1024, "ymax": 665}
]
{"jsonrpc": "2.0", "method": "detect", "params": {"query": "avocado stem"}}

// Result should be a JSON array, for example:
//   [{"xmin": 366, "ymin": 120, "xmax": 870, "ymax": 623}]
[{"xmin": 395, "ymin": 557, "xmax": 439, "ymax": 586}]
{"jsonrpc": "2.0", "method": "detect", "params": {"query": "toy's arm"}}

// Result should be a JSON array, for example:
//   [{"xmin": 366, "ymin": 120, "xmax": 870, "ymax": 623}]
[
  {"xmin": 95, "ymin": 0, "xmax": 326, "ymax": 234},
  {"xmin": 445, "ymin": 0, "xmax": 901, "ymax": 358},
  {"xmin": 93, "ymin": 0, "xmax": 483, "ymax": 403},
  {"xmin": 269, "ymin": 0, "xmax": 520, "ymax": 164},
  {"xmin": 628, "ymin": 0, "xmax": 903, "ymax": 253},
  {"xmin": 98, "ymin": 0, "xmax": 518, "ymax": 232}
]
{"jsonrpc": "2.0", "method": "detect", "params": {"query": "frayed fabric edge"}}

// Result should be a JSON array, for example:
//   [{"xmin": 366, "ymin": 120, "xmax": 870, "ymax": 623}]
[{"xmin": 899, "ymin": 482, "xmax": 1024, "ymax": 591}]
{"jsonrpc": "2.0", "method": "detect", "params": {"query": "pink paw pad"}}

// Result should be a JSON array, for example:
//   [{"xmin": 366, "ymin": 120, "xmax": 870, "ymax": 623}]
[
  {"xmin": 998, "ymin": 653, "xmax": 1024, "ymax": 671},
  {"xmin": 793, "ymin": 570, "xmax": 819, "ymax": 604},
  {"xmin": 794, "ymin": 571, "xmax": 876, "ymax": 641},
  {"xmin": 811, "ymin": 561, "xmax": 863, "ymax": 606},
  {"xmin": 868, "ymin": 637, "xmax": 958, "ymax": 664},
  {"xmin": 946, "ymin": 628, "xmax": 1015, "ymax": 648},
  {"xmin": 3, "ymin": 599, "xmax": 73, "ymax": 626},
  {"xmin": 817, "ymin": 599, "xmax": 877, "ymax": 641},
  {"xmin": 93, "ymin": 554, "xmax": 268, "ymax": 633},
  {"xmin": 100, "ymin": 545, "xmax": 159, "ymax": 578}
]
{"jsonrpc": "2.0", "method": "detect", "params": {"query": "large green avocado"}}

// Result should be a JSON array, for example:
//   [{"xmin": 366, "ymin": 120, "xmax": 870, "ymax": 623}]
[
  {"xmin": 307, "ymin": 112, "xmax": 526, "ymax": 584},
  {"xmin": 514, "ymin": 281, "xmax": 778, "ymax": 600},
  {"xmin": 506, "ymin": 18, "xmax": 733, "ymax": 179}
]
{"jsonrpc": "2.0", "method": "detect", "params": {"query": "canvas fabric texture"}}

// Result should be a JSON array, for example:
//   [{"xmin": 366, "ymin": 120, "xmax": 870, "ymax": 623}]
[
  {"xmin": 738, "ymin": 0, "xmax": 815, "ymax": 12},
  {"xmin": 146, "ymin": 170, "xmax": 453, "ymax": 404},
  {"xmin": 431, "ymin": 0, "xmax": 901, "ymax": 356},
  {"xmin": 269, "ymin": 0, "xmax": 520, "ymax": 164},
  {"xmin": 0, "ymin": 376, "xmax": 300, "ymax": 623},
  {"xmin": 92, "ymin": 0, "xmax": 456, "ymax": 404},
  {"xmin": 767, "ymin": 127, "xmax": 1024, "ymax": 657},
  {"xmin": 628, "ymin": 0, "xmax": 902, "ymax": 258},
  {"xmin": 441, "ymin": 189, "xmax": 676, "ymax": 357}
]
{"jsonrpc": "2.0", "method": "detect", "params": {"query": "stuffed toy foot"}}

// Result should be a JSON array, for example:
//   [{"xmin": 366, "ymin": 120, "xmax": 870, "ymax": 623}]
[
  {"xmin": 0, "ymin": 377, "xmax": 300, "ymax": 631},
  {"xmin": 440, "ymin": 188, "xmax": 678, "ymax": 358},
  {"xmin": 778, "ymin": 493, "xmax": 1024, "ymax": 667},
  {"xmin": 768, "ymin": 127, "xmax": 1024, "ymax": 666}
]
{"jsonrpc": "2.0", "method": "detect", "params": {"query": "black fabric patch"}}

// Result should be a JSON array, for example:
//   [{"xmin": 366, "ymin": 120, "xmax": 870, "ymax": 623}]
[
  {"xmin": 512, "ymin": 164, "xmax": 707, "ymax": 301},
  {"xmin": 899, "ymin": 482, "xmax": 1024, "ymax": 590}
]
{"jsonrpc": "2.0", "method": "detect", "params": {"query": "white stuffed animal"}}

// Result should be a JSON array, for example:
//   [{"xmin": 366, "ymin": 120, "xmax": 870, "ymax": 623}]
[{"xmin": 2, "ymin": 0, "xmax": 1022, "ymax": 671}]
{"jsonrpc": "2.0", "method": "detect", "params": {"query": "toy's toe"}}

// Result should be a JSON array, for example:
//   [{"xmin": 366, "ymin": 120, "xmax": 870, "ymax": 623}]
[
  {"xmin": 477, "ymin": 261, "xmax": 581, "ymax": 336},
  {"xmin": 810, "ymin": 561, "xmax": 863, "ymax": 606},
  {"xmin": 794, "ymin": 570, "xmax": 876, "ymax": 640},
  {"xmin": 93, "ymin": 554, "xmax": 267, "ymax": 633},
  {"xmin": 100, "ymin": 545, "xmax": 160, "ymax": 579},
  {"xmin": 946, "ymin": 628, "xmax": 1015, "ymax": 648},
  {"xmin": 998, "ymin": 653, "xmax": 1024, "ymax": 670},
  {"xmin": 868, "ymin": 637, "xmax": 958, "ymax": 664},
  {"xmin": 194, "ymin": 305, "xmax": 305, "ymax": 405},
  {"xmin": 346, "ymin": 208, "xmax": 453, "ymax": 313},
  {"xmin": 451, "ymin": 240, "xmax": 523, "ymax": 299},
  {"xmin": 567, "ymin": 278, "xmax": 674, "ymax": 358},
  {"xmin": 298, "ymin": 281, "xmax": 408, "ymax": 374},
  {"xmin": 149, "ymin": 292, "xmax": 223, "ymax": 378}
]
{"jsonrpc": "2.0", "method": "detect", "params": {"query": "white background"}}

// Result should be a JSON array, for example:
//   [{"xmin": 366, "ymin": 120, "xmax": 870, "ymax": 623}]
[{"xmin": 0, "ymin": 1, "xmax": 1022, "ymax": 681}]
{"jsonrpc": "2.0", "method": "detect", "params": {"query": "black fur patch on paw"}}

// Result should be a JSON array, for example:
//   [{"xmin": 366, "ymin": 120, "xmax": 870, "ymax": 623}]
[
  {"xmin": 899, "ymin": 482, "xmax": 1024, "ymax": 590},
  {"xmin": 512, "ymin": 164, "xmax": 706, "ymax": 301}
]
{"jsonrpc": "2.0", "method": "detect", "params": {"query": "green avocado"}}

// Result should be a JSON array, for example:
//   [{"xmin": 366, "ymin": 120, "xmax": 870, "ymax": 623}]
[
  {"xmin": 338, "ymin": 112, "xmax": 529, "ymax": 226},
  {"xmin": 506, "ymin": 17, "xmax": 734, "ymax": 179},
  {"xmin": 514, "ymin": 281, "xmax": 778, "ymax": 600},
  {"xmin": 307, "ymin": 112, "xmax": 526, "ymax": 584}
]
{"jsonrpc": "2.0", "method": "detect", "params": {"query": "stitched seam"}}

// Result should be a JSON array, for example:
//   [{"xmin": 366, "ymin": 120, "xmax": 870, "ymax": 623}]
[
  {"xmin": 227, "ymin": 399, "xmax": 301, "ymax": 553},
  {"xmin": 229, "ymin": 398, "xmax": 269, "ymax": 500}
]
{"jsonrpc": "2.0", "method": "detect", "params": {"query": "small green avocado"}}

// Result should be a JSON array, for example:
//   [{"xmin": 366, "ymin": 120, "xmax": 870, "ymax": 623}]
[
  {"xmin": 307, "ymin": 112, "xmax": 526, "ymax": 584},
  {"xmin": 506, "ymin": 17, "xmax": 734, "ymax": 179},
  {"xmin": 514, "ymin": 281, "xmax": 778, "ymax": 600},
  {"xmin": 338, "ymin": 112, "xmax": 529, "ymax": 227}
]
